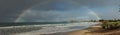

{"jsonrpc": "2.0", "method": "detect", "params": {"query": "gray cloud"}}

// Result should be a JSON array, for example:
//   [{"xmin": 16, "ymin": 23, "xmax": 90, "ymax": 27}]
[
  {"xmin": 0, "ymin": 0, "xmax": 120, "ymax": 22},
  {"xmin": 0, "ymin": 0, "xmax": 49, "ymax": 22}
]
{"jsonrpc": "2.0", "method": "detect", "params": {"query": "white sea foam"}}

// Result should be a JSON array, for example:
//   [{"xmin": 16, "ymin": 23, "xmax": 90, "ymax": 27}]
[{"xmin": 13, "ymin": 22, "xmax": 99, "ymax": 35}]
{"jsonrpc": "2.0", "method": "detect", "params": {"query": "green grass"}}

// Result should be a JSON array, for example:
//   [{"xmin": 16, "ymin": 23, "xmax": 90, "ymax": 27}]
[{"xmin": 102, "ymin": 21, "xmax": 120, "ymax": 30}]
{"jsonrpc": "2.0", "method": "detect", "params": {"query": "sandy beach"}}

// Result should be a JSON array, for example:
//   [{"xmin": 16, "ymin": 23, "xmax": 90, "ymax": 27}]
[
  {"xmin": 40, "ymin": 23, "xmax": 101, "ymax": 35},
  {"xmin": 2, "ymin": 22, "xmax": 120, "ymax": 35},
  {"xmin": 66, "ymin": 24, "xmax": 120, "ymax": 35},
  {"xmin": 43, "ymin": 23, "xmax": 120, "ymax": 35}
]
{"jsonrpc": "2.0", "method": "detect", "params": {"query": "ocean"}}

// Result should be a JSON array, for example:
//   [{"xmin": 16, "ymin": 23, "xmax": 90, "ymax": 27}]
[{"xmin": 0, "ymin": 22, "xmax": 99, "ymax": 35}]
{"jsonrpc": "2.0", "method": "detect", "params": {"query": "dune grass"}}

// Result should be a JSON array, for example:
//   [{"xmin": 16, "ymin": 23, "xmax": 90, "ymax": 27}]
[{"xmin": 102, "ymin": 21, "xmax": 120, "ymax": 30}]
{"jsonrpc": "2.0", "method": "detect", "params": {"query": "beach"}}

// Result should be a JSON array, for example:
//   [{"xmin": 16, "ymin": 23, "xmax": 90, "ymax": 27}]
[
  {"xmin": 40, "ymin": 23, "xmax": 101, "ymax": 35},
  {"xmin": 42, "ymin": 22, "xmax": 120, "ymax": 35},
  {"xmin": 2, "ymin": 22, "xmax": 119, "ymax": 35},
  {"xmin": 2, "ymin": 22, "xmax": 120, "ymax": 35},
  {"xmin": 11, "ymin": 22, "xmax": 99, "ymax": 35},
  {"xmin": 66, "ymin": 23, "xmax": 120, "ymax": 35},
  {"xmin": 66, "ymin": 24, "xmax": 102, "ymax": 35}
]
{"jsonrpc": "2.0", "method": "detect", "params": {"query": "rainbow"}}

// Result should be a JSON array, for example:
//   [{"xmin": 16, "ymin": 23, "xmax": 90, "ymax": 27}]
[
  {"xmin": 89, "ymin": 11, "xmax": 101, "ymax": 20},
  {"xmin": 14, "ymin": 0, "xmax": 102, "ymax": 22},
  {"xmin": 83, "ymin": 7, "xmax": 101, "ymax": 20},
  {"xmin": 14, "ymin": 0, "xmax": 52, "ymax": 22}
]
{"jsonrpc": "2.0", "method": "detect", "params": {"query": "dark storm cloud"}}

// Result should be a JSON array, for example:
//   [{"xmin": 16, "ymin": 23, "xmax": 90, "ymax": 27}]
[
  {"xmin": 32, "ymin": 0, "xmax": 81, "ymax": 11},
  {"xmin": 16, "ymin": 0, "xmax": 120, "ymax": 22},
  {"xmin": 0, "ymin": 0, "xmax": 48, "ymax": 22},
  {"xmin": 0, "ymin": 0, "xmax": 120, "ymax": 22}
]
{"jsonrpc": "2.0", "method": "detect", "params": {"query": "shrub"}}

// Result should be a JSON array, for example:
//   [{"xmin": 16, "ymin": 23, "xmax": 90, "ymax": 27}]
[{"xmin": 102, "ymin": 22, "xmax": 119, "ymax": 30}]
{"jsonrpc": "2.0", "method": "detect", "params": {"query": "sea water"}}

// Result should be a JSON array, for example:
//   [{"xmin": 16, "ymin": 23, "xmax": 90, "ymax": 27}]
[{"xmin": 11, "ymin": 22, "xmax": 99, "ymax": 35}]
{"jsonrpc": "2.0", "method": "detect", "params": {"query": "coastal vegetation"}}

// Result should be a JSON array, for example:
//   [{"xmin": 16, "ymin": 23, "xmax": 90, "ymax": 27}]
[{"xmin": 99, "ymin": 19, "xmax": 120, "ymax": 30}]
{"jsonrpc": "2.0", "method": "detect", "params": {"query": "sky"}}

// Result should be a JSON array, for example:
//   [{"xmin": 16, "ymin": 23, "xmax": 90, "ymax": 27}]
[{"xmin": 0, "ymin": 0, "xmax": 120, "ymax": 22}]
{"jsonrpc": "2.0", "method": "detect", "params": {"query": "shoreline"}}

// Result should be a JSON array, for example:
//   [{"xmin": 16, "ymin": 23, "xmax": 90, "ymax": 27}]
[
  {"xmin": 66, "ymin": 23, "xmax": 120, "ymax": 35},
  {"xmin": 41, "ymin": 22, "xmax": 101, "ymax": 35},
  {"xmin": 42, "ymin": 22, "xmax": 120, "ymax": 35},
  {"xmin": 66, "ymin": 23, "xmax": 102, "ymax": 35}
]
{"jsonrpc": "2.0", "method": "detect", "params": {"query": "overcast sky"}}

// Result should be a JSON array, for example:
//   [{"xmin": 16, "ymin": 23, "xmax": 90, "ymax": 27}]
[{"xmin": 0, "ymin": 0, "xmax": 120, "ymax": 22}]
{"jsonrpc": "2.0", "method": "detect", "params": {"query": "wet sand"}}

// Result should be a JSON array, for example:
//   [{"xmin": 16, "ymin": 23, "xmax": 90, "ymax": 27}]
[
  {"xmin": 66, "ymin": 24, "xmax": 120, "ymax": 35},
  {"xmin": 43, "ymin": 23, "xmax": 120, "ymax": 35},
  {"xmin": 41, "ymin": 23, "xmax": 101, "ymax": 35},
  {"xmin": 2, "ymin": 22, "xmax": 120, "ymax": 35}
]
